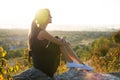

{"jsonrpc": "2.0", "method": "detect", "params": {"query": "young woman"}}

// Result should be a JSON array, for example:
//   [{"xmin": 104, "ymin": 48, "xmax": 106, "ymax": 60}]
[{"xmin": 28, "ymin": 8, "xmax": 93, "ymax": 78}]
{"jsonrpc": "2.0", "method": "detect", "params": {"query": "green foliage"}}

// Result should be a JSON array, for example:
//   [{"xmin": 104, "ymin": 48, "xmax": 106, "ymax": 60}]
[
  {"xmin": 56, "ymin": 61, "xmax": 68, "ymax": 75},
  {"xmin": 92, "ymin": 37, "xmax": 111, "ymax": 57},
  {"xmin": 112, "ymin": 30, "xmax": 120, "ymax": 44},
  {"xmin": 0, "ymin": 46, "xmax": 29, "ymax": 80},
  {"xmin": 91, "ymin": 47, "xmax": 120, "ymax": 73},
  {"xmin": 76, "ymin": 49, "xmax": 91, "ymax": 61},
  {"xmin": 6, "ymin": 49, "xmax": 24, "ymax": 59},
  {"xmin": 0, "ymin": 46, "xmax": 13, "ymax": 79},
  {"xmin": 91, "ymin": 33, "xmax": 120, "ymax": 73}
]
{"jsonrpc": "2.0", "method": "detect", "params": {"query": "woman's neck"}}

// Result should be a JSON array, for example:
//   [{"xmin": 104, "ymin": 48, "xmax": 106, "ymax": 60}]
[{"xmin": 39, "ymin": 24, "xmax": 48, "ymax": 30}]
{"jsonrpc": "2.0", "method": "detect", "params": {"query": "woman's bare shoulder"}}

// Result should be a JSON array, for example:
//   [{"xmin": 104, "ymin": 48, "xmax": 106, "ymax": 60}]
[{"xmin": 37, "ymin": 30, "xmax": 50, "ymax": 40}]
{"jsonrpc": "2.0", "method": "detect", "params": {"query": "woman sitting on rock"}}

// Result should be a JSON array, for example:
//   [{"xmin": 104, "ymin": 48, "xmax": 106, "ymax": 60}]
[
  {"xmin": 28, "ymin": 8, "xmax": 93, "ymax": 76},
  {"xmin": 13, "ymin": 8, "xmax": 93, "ymax": 80}
]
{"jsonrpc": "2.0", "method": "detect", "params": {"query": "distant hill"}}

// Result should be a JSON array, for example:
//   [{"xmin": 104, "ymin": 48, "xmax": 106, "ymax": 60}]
[{"xmin": 0, "ymin": 24, "xmax": 119, "ymax": 31}]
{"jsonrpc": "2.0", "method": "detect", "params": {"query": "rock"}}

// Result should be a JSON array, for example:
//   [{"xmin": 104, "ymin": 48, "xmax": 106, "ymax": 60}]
[
  {"xmin": 13, "ymin": 67, "xmax": 120, "ymax": 80},
  {"xmin": 12, "ymin": 67, "xmax": 53, "ymax": 80},
  {"xmin": 54, "ymin": 68, "xmax": 120, "ymax": 80},
  {"xmin": 109, "ymin": 72, "xmax": 120, "ymax": 78}
]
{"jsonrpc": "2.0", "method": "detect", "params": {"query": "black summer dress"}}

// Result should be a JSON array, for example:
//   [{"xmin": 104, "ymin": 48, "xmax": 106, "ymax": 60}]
[{"xmin": 29, "ymin": 31, "xmax": 60, "ymax": 77}]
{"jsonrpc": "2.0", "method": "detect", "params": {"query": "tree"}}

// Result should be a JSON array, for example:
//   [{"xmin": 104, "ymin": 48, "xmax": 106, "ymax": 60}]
[
  {"xmin": 91, "ymin": 35, "xmax": 120, "ymax": 73},
  {"xmin": 112, "ymin": 30, "xmax": 120, "ymax": 44}
]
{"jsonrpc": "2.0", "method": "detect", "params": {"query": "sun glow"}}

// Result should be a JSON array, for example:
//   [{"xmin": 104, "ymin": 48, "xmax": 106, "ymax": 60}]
[
  {"xmin": 0, "ymin": 0, "xmax": 38, "ymax": 24},
  {"xmin": 0, "ymin": 0, "xmax": 120, "ymax": 30}
]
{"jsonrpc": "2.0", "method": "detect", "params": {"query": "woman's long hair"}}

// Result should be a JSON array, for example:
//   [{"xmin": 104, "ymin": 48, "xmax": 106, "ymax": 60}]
[
  {"xmin": 28, "ymin": 8, "xmax": 50, "ymax": 50},
  {"xmin": 28, "ymin": 20, "xmax": 40, "ymax": 50}
]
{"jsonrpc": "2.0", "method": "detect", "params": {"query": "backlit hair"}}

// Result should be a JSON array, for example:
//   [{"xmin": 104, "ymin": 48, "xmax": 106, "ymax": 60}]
[{"xmin": 35, "ymin": 8, "xmax": 50, "ymax": 25}]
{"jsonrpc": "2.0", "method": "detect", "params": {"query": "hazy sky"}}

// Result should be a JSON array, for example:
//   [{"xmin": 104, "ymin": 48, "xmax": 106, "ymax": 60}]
[{"xmin": 0, "ymin": 0, "xmax": 120, "ymax": 30}]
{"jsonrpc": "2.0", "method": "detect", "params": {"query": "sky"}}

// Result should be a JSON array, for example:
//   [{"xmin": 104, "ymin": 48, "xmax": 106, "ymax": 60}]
[{"xmin": 0, "ymin": 0, "xmax": 120, "ymax": 30}]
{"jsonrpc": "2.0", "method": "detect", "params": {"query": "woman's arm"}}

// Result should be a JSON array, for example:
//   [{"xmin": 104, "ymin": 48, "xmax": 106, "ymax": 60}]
[{"xmin": 37, "ymin": 30, "xmax": 64, "ymax": 46}]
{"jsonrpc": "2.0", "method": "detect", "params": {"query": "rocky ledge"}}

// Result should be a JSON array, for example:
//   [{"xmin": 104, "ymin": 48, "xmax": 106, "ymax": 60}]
[
  {"xmin": 54, "ymin": 68, "xmax": 120, "ymax": 80},
  {"xmin": 13, "ymin": 67, "xmax": 120, "ymax": 80}
]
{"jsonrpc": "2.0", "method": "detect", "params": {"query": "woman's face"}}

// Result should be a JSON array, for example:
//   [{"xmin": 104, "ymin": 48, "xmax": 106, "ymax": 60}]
[
  {"xmin": 48, "ymin": 14, "xmax": 52, "ymax": 23},
  {"xmin": 35, "ymin": 9, "xmax": 52, "ymax": 25}
]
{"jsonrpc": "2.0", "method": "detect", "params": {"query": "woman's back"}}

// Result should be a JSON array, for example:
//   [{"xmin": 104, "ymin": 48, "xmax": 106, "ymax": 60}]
[{"xmin": 29, "ymin": 29, "xmax": 60, "ymax": 77}]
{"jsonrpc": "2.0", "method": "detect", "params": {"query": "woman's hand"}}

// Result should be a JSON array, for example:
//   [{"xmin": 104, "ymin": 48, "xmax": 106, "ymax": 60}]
[
  {"xmin": 55, "ymin": 36, "xmax": 70, "ymax": 46},
  {"xmin": 61, "ymin": 36, "xmax": 71, "ymax": 46}
]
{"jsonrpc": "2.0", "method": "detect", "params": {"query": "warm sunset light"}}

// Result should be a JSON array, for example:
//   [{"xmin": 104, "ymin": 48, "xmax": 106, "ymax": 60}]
[{"xmin": 0, "ymin": 0, "xmax": 120, "ymax": 30}]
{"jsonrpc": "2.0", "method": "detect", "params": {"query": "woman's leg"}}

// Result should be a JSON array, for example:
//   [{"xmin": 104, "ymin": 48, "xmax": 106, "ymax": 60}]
[
  {"xmin": 60, "ymin": 46, "xmax": 73, "ymax": 62},
  {"xmin": 60, "ymin": 44, "xmax": 84, "ymax": 67},
  {"xmin": 61, "ymin": 37, "xmax": 94, "ymax": 70},
  {"xmin": 61, "ymin": 44, "xmax": 93, "ymax": 70},
  {"xmin": 60, "ymin": 45, "xmax": 85, "ymax": 68},
  {"xmin": 59, "ymin": 37, "xmax": 93, "ymax": 70},
  {"xmin": 61, "ymin": 37, "xmax": 83, "ymax": 64},
  {"xmin": 64, "ymin": 44, "xmax": 83, "ymax": 64}
]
